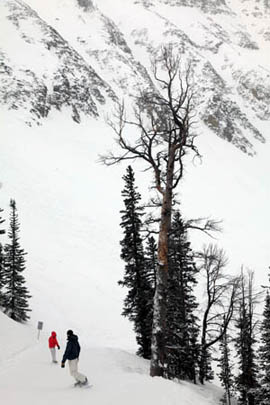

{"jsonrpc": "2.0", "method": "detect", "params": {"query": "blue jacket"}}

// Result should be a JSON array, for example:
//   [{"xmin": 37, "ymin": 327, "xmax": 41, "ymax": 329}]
[{"xmin": 62, "ymin": 334, "xmax": 81, "ymax": 363}]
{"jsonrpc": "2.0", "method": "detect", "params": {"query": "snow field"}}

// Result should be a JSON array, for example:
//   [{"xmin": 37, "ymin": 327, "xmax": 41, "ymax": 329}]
[{"xmin": 0, "ymin": 312, "xmax": 223, "ymax": 405}]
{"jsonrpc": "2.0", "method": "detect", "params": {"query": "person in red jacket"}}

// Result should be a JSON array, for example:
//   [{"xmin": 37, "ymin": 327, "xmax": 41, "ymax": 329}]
[{"xmin": 48, "ymin": 331, "xmax": 60, "ymax": 363}]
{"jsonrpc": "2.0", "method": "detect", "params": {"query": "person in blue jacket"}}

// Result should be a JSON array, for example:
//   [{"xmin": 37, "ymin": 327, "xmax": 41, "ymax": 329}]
[{"xmin": 61, "ymin": 329, "xmax": 88, "ymax": 386}]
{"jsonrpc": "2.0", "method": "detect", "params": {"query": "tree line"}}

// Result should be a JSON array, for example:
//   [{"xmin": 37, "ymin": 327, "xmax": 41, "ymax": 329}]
[
  {"xmin": 0, "ymin": 199, "xmax": 31, "ymax": 322},
  {"xmin": 100, "ymin": 45, "xmax": 270, "ymax": 404},
  {"xmin": 119, "ymin": 165, "xmax": 270, "ymax": 405}
]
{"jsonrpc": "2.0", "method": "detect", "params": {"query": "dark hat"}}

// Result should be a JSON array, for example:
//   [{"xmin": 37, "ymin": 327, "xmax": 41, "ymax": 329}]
[{"xmin": 67, "ymin": 329, "xmax": 73, "ymax": 336}]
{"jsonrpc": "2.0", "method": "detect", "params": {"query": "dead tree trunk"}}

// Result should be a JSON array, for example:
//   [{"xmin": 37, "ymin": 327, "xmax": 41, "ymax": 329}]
[
  {"xmin": 101, "ymin": 46, "xmax": 199, "ymax": 377},
  {"xmin": 150, "ymin": 150, "xmax": 175, "ymax": 376}
]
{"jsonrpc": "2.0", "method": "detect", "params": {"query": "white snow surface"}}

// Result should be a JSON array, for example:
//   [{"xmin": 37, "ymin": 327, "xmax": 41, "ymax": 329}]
[{"xmin": 0, "ymin": 311, "xmax": 223, "ymax": 404}]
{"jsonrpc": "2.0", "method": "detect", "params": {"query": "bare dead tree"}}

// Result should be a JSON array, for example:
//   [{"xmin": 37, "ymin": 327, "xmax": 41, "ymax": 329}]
[
  {"xmin": 100, "ymin": 46, "xmax": 200, "ymax": 377},
  {"xmin": 197, "ymin": 244, "xmax": 240, "ymax": 384}
]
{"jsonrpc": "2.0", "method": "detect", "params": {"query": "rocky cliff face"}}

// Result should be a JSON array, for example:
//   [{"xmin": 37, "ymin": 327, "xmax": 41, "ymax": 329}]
[
  {"xmin": 0, "ymin": 0, "xmax": 119, "ymax": 125},
  {"xmin": 135, "ymin": 0, "xmax": 231, "ymax": 14},
  {"xmin": 0, "ymin": 0, "xmax": 269, "ymax": 155}
]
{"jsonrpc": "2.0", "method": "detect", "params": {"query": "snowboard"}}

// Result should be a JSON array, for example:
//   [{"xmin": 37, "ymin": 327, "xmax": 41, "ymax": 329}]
[{"xmin": 73, "ymin": 382, "xmax": 93, "ymax": 389}]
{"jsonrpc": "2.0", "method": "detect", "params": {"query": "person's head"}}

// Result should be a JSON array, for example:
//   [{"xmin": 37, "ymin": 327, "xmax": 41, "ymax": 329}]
[
  {"xmin": 67, "ymin": 329, "xmax": 73, "ymax": 337},
  {"xmin": 51, "ymin": 331, "xmax": 56, "ymax": 337}
]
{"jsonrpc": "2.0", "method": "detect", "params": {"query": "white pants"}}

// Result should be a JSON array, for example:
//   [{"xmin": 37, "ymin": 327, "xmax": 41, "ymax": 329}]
[
  {"xmin": 50, "ymin": 348, "xmax": 56, "ymax": 362},
  {"xmin": 68, "ymin": 358, "xmax": 86, "ymax": 383}
]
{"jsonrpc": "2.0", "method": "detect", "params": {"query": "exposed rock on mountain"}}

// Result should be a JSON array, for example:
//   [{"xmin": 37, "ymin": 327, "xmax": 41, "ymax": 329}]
[
  {"xmin": 77, "ymin": 0, "xmax": 94, "ymax": 12},
  {"xmin": 0, "ymin": 0, "xmax": 117, "ymax": 124},
  {"xmin": 135, "ymin": 0, "xmax": 231, "ymax": 14},
  {"xmin": 0, "ymin": 0, "xmax": 269, "ymax": 155},
  {"xmin": 235, "ymin": 68, "xmax": 270, "ymax": 121}
]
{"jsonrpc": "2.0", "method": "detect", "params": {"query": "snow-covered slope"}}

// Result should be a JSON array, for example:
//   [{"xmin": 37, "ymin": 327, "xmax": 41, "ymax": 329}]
[
  {"xmin": 0, "ymin": 311, "xmax": 36, "ymax": 364},
  {"xmin": 0, "ymin": 312, "xmax": 224, "ymax": 405},
  {"xmin": 1, "ymin": 105, "xmax": 269, "ymax": 350},
  {"xmin": 0, "ymin": 109, "xmax": 136, "ymax": 350}
]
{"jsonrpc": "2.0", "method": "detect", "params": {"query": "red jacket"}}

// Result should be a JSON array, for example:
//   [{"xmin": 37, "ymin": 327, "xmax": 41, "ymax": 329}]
[{"xmin": 48, "ymin": 331, "xmax": 60, "ymax": 349}]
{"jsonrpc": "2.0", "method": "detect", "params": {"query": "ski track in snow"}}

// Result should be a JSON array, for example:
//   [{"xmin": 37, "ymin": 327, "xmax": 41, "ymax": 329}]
[
  {"xmin": 0, "ymin": 343, "xmax": 223, "ymax": 405},
  {"xmin": 0, "ymin": 311, "xmax": 223, "ymax": 405}
]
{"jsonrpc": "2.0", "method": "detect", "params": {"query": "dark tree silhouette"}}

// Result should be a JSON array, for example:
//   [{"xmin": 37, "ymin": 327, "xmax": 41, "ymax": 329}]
[
  {"xmin": 144, "ymin": 236, "xmax": 157, "ymax": 291},
  {"xmin": 0, "ymin": 207, "xmax": 5, "ymax": 306},
  {"xmin": 166, "ymin": 211, "xmax": 200, "ymax": 382},
  {"xmin": 119, "ymin": 166, "xmax": 153, "ymax": 358},
  {"xmin": 257, "ymin": 290, "xmax": 270, "ymax": 404},
  {"xmin": 198, "ymin": 244, "xmax": 240, "ymax": 384},
  {"xmin": 217, "ymin": 317, "xmax": 235, "ymax": 405},
  {"xmin": 0, "ymin": 244, "xmax": 5, "ymax": 307},
  {"xmin": 234, "ymin": 271, "xmax": 258, "ymax": 405},
  {"xmin": 3, "ymin": 199, "xmax": 31, "ymax": 322}
]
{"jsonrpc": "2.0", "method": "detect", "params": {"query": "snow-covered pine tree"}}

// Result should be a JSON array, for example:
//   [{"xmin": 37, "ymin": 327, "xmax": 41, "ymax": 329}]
[
  {"xmin": 257, "ymin": 290, "xmax": 270, "ymax": 404},
  {"xmin": 3, "ymin": 199, "xmax": 31, "ymax": 322},
  {"xmin": 0, "ymin": 244, "xmax": 5, "ymax": 308},
  {"xmin": 235, "ymin": 271, "xmax": 258, "ymax": 405},
  {"xmin": 217, "ymin": 318, "xmax": 235, "ymax": 405},
  {"xmin": 144, "ymin": 236, "xmax": 157, "ymax": 291},
  {"xmin": 119, "ymin": 166, "xmax": 153, "ymax": 359},
  {"xmin": 165, "ymin": 211, "xmax": 200, "ymax": 382},
  {"xmin": 0, "ymin": 207, "xmax": 5, "ymax": 307},
  {"xmin": 204, "ymin": 349, "xmax": 215, "ymax": 382}
]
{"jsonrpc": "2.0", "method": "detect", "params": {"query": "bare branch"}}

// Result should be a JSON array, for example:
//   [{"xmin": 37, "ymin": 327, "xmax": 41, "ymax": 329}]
[
  {"xmin": 185, "ymin": 217, "xmax": 223, "ymax": 237},
  {"xmin": 198, "ymin": 244, "xmax": 241, "ymax": 383}
]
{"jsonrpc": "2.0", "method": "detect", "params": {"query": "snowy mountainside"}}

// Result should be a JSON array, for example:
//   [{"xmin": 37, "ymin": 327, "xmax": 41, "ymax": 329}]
[
  {"xmin": 0, "ymin": 110, "xmax": 137, "ymax": 351},
  {"xmin": 0, "ymin": 0, "xmax": 269, "ymax": 153},
  {"xmin": 0, "ymin": 0, "xmax": 117, "ymax": 124}
]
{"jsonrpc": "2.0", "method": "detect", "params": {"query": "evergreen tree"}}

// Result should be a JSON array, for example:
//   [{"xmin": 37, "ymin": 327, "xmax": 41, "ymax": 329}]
[
  {"xmin": 144, "ymin": 236, "xmax": 157, "ymax": 291},
  {"xmin": 3, "ymin": 199, "xmax": 31, "ymax": 322},
  {"xmin": 165, "ymin": 211, "xmax": 200, "ymax": 382},
  {"xmin": 0, "ymin": 244, "xmax": 5, "ymax": 307},
  {"xmin": 203, "ymin": 348, "xmax": 214, "ymax": 382},
  {"xmin": 217, "ymin": 319, "xmax": 235, "ymax": 405},
  {"xmin": 0, "ymin": 207, "xmax": 5, "ymax": 306},
  {"xmin": 235, "ymin": 272, "xmax": 258, "ymax": 405},
  {"xmin": 119, "ymin": 166, "xmax": 153, "ymax": 359},
  {"xmin": 257, "ymin": 290, "xmax": 270, "ymax": 404}
]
